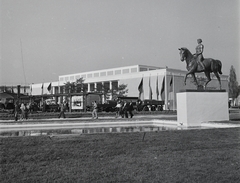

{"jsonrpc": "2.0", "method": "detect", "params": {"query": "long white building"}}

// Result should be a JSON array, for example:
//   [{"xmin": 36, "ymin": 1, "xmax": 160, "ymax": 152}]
[{"xmin": 31, "ymin": 65, "xmax": 228, "ymax": 110}]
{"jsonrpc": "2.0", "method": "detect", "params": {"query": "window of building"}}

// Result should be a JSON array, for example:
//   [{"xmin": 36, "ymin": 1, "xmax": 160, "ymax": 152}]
[
  {"xmin": 60, "ymin": 86, "xmax": 64, "ymax": 94},
  {"xmin": 115, "ymin": 70, "xmax": 121, "ymax": 75},
  {"xmin": 122, "ymin": 69, "xmax": 129, "ymax": 74},
  {"xmin": 140, "ymin": 68, "xmax": 148, "ymax": 72},
  {"xmin": 70, "ymin": 76, "xmax": 75, "ymax": 80},
  {"xmin": 131, "ymin": 68, "xmax": 137, "ymax": 73},
  {"xmin": 60, "ymin": 77, "xmax": 64, "ymax": 81},
  {"xmin": 90, "ymin": 83, "xmax": 94, "ymax": 91},
  {"xmin": 100, "ymin": 72, "xmax": 106, "ymax": 76},
  {"xmin": 76, "ymin": 75, "xmax": 80, "ymax": 79},
  {"xmin": 65, "ymin": 76, "xmax": 69, "ymax": 81},
  {"xmin": 55, "ymin": 87, "xmax": 59, "ymax": 94},
  {"xmin": 107, "ymin": 71, "xmax": 113, "ymax": 75},
  {"xmin": 87, "ymin": 73, "xmax": 92, "ymax": 78},
  {"xmin": 81, "ymin": 74, "xmax": 86, "ymax": 79},
  {"xmin": 94, "ymin": 73, "xmax": 99, "ymax": 77}
]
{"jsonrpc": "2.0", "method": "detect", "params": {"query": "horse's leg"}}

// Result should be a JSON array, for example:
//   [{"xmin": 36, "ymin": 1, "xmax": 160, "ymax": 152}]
[
  {"xmin": 191, "ymin": 73, "xmax": 198, "ymax": 86},
  {"xmin": 184, "ymin": 72, "xmax": 191, "ymax": 85},
  {"xmin": 204, "ymin": 71, "xmax": 211, "ymax": 89},
  {"xmin": 214, "ymin": 72, "xmax": 222, "ymax": 89}
]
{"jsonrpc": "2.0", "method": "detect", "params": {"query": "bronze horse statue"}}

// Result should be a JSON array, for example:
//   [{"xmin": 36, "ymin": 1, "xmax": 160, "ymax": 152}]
[{"xmin": 178, "ymin": 47, "xmax": 222, "ymax": 89}]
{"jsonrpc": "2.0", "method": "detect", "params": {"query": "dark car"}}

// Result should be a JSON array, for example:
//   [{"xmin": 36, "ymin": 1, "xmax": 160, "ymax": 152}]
[
  {"xmin": 98, "ymin": 100, "xmax": 117, "ymax": 112},
  {"xmin": 137, "ymin": 100, "xmax": 164, "ymax": 111}
]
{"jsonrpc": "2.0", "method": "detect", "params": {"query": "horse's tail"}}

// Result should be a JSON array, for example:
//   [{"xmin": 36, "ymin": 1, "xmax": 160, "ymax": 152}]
[
  {"xmin": 216, "ymin": 60, "xmax": 222, "ymax": 74},
  {"xmin": 211, "ymin": 59, "xmax": 222, "ymax": 74}
]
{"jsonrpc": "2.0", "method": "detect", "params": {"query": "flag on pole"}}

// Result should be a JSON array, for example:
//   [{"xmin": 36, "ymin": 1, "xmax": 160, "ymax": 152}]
[
  {"xmin": 169, "ymin": 76, "xmax": 173, "ymax": 92},
  {"xmin": 47, "ymin": 83, "xmax": 52, "ymax": 92},
  {"xmin": 160, "ymin": 76, "xmax": 165, "ymax": 100},
  {"xmin": 138, "ymin": 77, "xmax": 144, "ymax": 100},
  {"xmin": 41, "ymin": 83, "xmax": 44, "ymax": 95},
  {"xmin": 149, "ymin": 76, "xmax": 152, "ymax": 100},
  {"xmin": 156, "ymin": 75, "xmax": 159, "ymax": 100},
  {"xmin": 30, "ymin": 85, "xmax": 32, "ymax": 95}
]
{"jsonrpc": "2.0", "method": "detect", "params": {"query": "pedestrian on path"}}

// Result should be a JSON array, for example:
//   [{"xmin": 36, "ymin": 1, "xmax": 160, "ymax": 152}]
[
  {"xmin": 122, "ymin": 101, "xmax": 129, "ymax": 118},
  {"xmin": 24, "ymin": 103, "xmax": 29, "ymax": 120},
  {"xmin": 20, "ymin": 103, "xmax": 26, "ymax": 120},
  {"xmin": 128, "ymin": 100, "xmax": 134, "ymax": 118},
  {"xmin": 58, "ymin": 101, "xmax": 67, "ymax": 118},
  {"xmin": 115, "ymin": 99, "xmax": 122, "ymax": 118},
  {"xmin": 14, "ymin": 101, "xmax": 19, "ymax": 121}
]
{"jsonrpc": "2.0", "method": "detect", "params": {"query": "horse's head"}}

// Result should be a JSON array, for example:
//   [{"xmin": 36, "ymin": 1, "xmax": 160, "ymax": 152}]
[{"xmin": 178, "ymin": 47, "xmax": 188, "ymax": 62}]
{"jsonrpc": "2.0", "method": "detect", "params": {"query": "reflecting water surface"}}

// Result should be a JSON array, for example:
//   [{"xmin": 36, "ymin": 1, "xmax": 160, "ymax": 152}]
[{"xmin": 0, "ymin": 126, "xmax": 185, "ymax": 137}]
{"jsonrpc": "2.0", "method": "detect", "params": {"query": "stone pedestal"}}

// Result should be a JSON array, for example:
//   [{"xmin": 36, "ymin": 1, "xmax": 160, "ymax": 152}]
[{"xmin": 177, "ymin": 90, "xmax": 229, "ymax": 127}]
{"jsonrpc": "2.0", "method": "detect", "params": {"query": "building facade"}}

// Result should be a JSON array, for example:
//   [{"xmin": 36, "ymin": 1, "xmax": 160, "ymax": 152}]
[
  {"xmin": 0, "ymin": 85, "xmax": 30, "ymax": 95},
  {"xmin": 31, "ymin": 65, "xmax": 229, "ymax": 110}
]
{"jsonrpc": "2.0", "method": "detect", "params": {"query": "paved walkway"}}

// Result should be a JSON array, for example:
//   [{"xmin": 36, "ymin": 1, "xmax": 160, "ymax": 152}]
[
  {"xmin": 0, "ymin": 114, "xmax": 177, "ymax": 124},
  {"xmin": 1, "ymin": 113, "xmax": 240, "ymax": 133}
]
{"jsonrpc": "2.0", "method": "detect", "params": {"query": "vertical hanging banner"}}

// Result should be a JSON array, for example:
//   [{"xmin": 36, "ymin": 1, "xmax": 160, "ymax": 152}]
[
  {"xmin": 169, "ymin": 76, "xmax": 173, "ymax": 92},
  {"xmin": 160, "ymin": 76, "xmax": 165, "ymax": 101},
  {"xmin": 149, "ymin": 76, "xmax": 152, "ymax": 100},
  {"xmin": 47, "ymin": 83, "xmax": 52, "ymax": 93},
  {"xmin": 138, "ymin": 77, "xmax": 144, "ymax": 100},
  {"xmin": 156, "ymin": 75, "xmax": 159, "ymax": 100},
  {"xmin": 41, "ymin": 83, "xmax": 44, "ymax": 95}
]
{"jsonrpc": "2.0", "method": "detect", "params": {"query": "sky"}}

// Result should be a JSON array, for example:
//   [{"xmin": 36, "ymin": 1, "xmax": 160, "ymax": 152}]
[{"xmin": 1, "ymin": 0, "xmax": 239, "ymax": 85}]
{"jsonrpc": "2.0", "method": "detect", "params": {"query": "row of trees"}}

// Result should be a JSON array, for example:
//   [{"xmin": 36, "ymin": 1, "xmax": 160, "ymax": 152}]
[{"xmin": 63, "ymin": 78, "xmax": 128, "ymax": 100}]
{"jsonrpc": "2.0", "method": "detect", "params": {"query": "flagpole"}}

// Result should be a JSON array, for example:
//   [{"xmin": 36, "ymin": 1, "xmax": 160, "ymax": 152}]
[
  {"xmin": 149, "ymin": 74, "xmax": 152, "ymax": 100},
  {"xmin": 164, "ymin": 68, "xmax": 168, "ymax": 110},
  {"xmin": 138, "ymin": 76, "xmax": 144, "ymax": 101},
  {"xmin": 156, "ymin": 74, "xmax": 158, "ymax": 100},
  {"xmin": 41, "ymin": 83, "xmax": 44, "ymax": 111},
  {"xmin": 142, "ymin": 74, "xmax": 144, "ymax": 100},
  {"xmin": 172, "ymin": 74, "xmax": 175, "ymax": 111}
]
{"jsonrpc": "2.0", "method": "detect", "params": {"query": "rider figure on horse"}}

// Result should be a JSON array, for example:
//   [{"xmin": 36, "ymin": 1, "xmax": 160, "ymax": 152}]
[{"xmin": 193, "ymin": 38, "xmax": 205, "ymax": 70}]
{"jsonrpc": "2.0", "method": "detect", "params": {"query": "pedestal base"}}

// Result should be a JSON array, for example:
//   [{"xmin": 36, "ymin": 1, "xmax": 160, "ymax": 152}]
[{"xmin": 177, "ymin": 91, "xmax": 229, "ymax": 127}]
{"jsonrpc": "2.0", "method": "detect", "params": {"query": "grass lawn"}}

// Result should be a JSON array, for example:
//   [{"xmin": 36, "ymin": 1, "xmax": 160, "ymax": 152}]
[{"xmin": 1, "ymin": 128, "xmax": 240, "ymax": 182}]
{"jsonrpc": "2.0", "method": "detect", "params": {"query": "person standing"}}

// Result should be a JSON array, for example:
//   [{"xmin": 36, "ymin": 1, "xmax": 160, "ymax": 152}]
[
  {"xmin": 24, "ymin": 103, "xmax": 29, "ymax": 120},
  {"xmin": 128, "ymin": 100, "xmax": 134, "ymax": 118},
  {"xmin": 14, "ymin": 101, "xmax": 19, "ymax": 121},
  {"xmin": 115, "ymin": 99, "xmax": 122, "ymax": 118},
  {"xmin": 194, "ymin": 38, "xmax": 205, "ymax": 70},
  {"xmin": 58, "ymin": 101, "xmax": 66, "ymax": 118},
  {"xmin": 20, "ymin": 103, "xmax": 26, "ymax": 120},
  {"xmin": 92, "ymin": 101, "xmax": 98, "ymax": 119},
  {"xmin": 122, "ymin": 101, "xmax": 129, "ymax": 118}
]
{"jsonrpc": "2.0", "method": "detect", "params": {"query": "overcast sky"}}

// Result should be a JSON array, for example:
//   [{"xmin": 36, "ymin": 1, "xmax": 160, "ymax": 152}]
[{"xmin": 1, "ymin": 0, "xmax": 239, "ymax": 85}]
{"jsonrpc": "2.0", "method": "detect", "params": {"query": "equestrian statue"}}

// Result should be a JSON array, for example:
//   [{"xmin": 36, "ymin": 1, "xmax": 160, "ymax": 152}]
[{"xmin": 178, "ymin": 39, "xmax": 222, "ymax": 89}]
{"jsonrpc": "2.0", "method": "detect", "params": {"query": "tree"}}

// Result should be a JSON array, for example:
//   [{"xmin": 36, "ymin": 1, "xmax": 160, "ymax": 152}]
[
  {"xmin": 64, "ymin": 80, "xmax": 128, "ymax": 101},
  {"xmin": 228, "ymin": 66, "xmax": 239, "ymax": 105},
  {"xmin": 64, "ymin": 78, "xmax": 86, "ymax": 94},
  {"xmin": 110, "ymin": 84, "xmax": 128, "ymax": 100},
  {"xmin": 97, "ymin": 83, "xmax": 128, "ymax": 101}
]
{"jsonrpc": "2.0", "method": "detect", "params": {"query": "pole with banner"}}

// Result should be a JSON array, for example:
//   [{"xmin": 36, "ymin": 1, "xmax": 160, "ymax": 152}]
[{"xmin": 164, "ymin": 69, "xmax": 168, "ymax": 110}]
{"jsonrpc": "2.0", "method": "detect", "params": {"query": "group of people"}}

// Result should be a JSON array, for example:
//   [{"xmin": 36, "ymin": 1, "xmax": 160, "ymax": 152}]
[
  {"xmin": 115, "ymin": 100, "xmax": 134, "ymax": 118},
  {"xmin": 91, "ymin": 99, "xmax": 135, "ymax": 119},
  {"xmin": 14, "ymin": 102, "xmax": 30, "ymax": 121}
]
